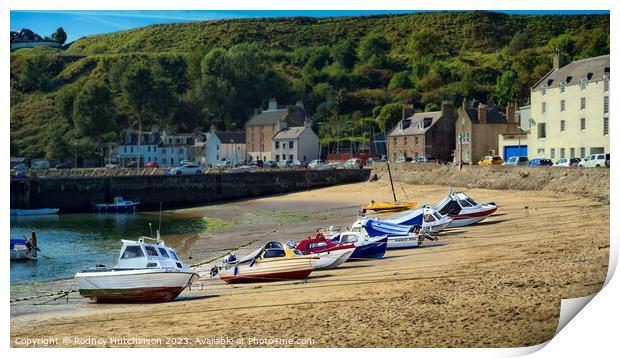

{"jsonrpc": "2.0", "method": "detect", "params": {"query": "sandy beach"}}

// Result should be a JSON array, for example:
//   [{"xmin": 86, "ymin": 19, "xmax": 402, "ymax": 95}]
[{"xmin": 10, "ymin": 177, "xmax": 609, "ymax": 348}]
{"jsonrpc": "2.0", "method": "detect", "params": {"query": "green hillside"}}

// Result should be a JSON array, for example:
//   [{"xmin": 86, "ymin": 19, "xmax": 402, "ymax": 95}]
[{"xmin": 10, "ymin": 11, "xmax": 610, "ymax": 160}]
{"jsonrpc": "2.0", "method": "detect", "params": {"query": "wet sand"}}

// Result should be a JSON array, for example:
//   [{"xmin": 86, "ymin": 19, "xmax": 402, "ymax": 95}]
[{"xmin": 10, "ymin": 179, "xmax": 609, "ymax": 347}]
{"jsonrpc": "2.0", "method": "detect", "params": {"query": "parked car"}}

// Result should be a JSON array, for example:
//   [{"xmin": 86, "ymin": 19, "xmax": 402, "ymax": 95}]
[
  {"xmin": 553, "ymin": 158, "xmax": 580, "ymax": 168},
  {"xmin": 170, "ymin": 163, "xmax": 203, "ymax": 175},
  {"xmin": 145, "ymin": 161, "xmax": 160, "ymax": 168},
  {"xmin": 250, "ymin": 160, "xmax": 264, "ymax": 168},
  {"xmin": 277, "ymin": 160, "xmax": 293, "ymax": 168},
  {"xmin": 291, "ymin": 160, "xmax": 307, "ymax": 168},
  {"xmin": 54, "ymin": 161, "xmax": 72, "ymax": 169},
  {"xmin": 13, "ymin": 163, "xmax": 28, "ymax": 172},
  {"xmin": 31, "ymin": 160, "xmax": 50, "ymax": 170},
  {"xmin": 394, "ymin": 156, "xmax": 413, "ymax": 163},
  {"xmin": 308, "ymin": 159, "xmax": 325, "ymax": 169},
  {"xmin": 264, "ymin": 160, "xmax": 278, "ymax": 168},
  {"xmin": 502, "ymin": 156, "xmax": 529, "ymax": 166},
  {"xmin": 343, "ymin": 158, "xmax": 363, "ymax": 169},
  {"xmin": 125, "ymin": 161, "xmax": 139, "ymax": 168},
  {"xmin": 105, "ymin": 163, "xmax": 120, "ymax": 169},
  {"xmin": 579, "ymin": 153, "xmax": 608, "ymax": 168},
  {"xmin": 478, "ymin": 156, "xmax": 504, "ymax": 165},
  {"xmin": 528, "ymin": 158, "xmax": 553, "ymax": 166},
  {"xmin": 366, "ymin": 157, "xmax": 385, "ymax": 166},
  {"xmin": 415, "ymin": 156, "xmax": 437, "ymax": 163}
]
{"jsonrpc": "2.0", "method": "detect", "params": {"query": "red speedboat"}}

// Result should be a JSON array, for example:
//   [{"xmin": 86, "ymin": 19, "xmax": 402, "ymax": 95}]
[{"xmin": 286, "ymin": 233, "xmax": 356, "ymax": 270}]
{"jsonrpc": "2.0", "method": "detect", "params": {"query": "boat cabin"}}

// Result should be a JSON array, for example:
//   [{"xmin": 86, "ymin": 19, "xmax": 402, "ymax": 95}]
[
  {"xmin": 436, "ymin": 193, "xmax": 480, "ymax": 216},
  {"xmin": 116, "ymin": 237, "xmax": 185, "ymax": 270}
]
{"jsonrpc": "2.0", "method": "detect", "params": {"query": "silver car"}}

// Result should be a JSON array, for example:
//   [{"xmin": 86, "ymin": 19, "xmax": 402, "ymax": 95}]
[{"xmin": 170, "ymin": 163, "xmax": 203, "ymax": 175}]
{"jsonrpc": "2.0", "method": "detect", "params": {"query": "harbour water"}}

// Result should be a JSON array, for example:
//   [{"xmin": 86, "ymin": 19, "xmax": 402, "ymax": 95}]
[{"xmin": 10, "ymin": 212, "xmax": 207, "ymax": 285}]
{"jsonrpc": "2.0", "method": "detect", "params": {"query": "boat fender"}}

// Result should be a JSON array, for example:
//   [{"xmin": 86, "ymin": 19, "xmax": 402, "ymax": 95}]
[{"xmin": 233, "ymin": 266, "xmax": 238, "ymax": 276}]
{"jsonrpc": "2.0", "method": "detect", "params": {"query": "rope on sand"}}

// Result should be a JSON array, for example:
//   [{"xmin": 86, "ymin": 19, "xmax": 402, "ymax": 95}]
[{"xmin": 11, "ymin": 289, "xmax": 78, "ymax": 304}]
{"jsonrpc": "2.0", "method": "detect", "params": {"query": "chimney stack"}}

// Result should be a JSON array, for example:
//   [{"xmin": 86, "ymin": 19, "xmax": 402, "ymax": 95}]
[
  {"xmin": 477, "ymin": 103, "xmax": 487, "ymax": 124},
  {"xmin": 553, "ymin": 49, "xmax": 568, "ymax": 70},
  {"xmin": 268, "ymin": 98, "xmax": 278, "ymax": 110},
  {"xmin": 506, "ymin": 102, "xmax": 516, "ymax": 124}
]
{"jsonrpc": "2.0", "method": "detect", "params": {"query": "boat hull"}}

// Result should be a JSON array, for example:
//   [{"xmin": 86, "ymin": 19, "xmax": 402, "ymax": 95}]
[
  {"xmin": 447, "ymin": 207, "xmax": 497, "ymax": 228},
  {"xmin": 10, "ymin": 208, "xmax": 59, "ymax": 216},
  {"xmin": 219, "ymin": 257, "xmax": 318, "ymax": 284},
  {"xmin": 314, "ymin": 248, "xmax": 355, "ymax": 270},
  {"xmin": 386, "ymin": 236, "xmax": 421, "ymax": 249},
  {"xmin": 10, "ymin": 249, "xmax": 37, "ymax": 261},
  {"xmin": 75, "ymin": 270, "xmax": 197, "ymax": 303},
  {"xmin": 350, "ymin": 238, "xmax": 388, "ymax": 259}
]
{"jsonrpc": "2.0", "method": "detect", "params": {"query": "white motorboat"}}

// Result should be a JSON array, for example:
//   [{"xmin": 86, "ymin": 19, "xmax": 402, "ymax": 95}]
[
  {"xmin": 75, "ymin": 234, "xmax": 198, "ymax": 302},
  {"xmin": 433, "ymin": 190, "xmax": 497, "ymax": 227},
  {"xmin": 329, "ymin": 231, "xmax": 388, "ymax": 259},
  {"xmin": 349, "ymin": 219, "xmax": 425, "ymax": 249},
  {"xmin": 285, "ymin": 236, "xmax": 356, "ymax": 270}
]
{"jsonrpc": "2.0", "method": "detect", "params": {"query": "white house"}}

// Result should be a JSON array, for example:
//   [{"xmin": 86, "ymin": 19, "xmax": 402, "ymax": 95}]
[
  {"xmin": 271, "ymin": 124, "xmax": 320, "ymax": 162},
  {"xmin": 117, "ymin": 127, "xmax": 161, "ymax": 166},
  {"xmin": 158, "ymin": 132, "xmax": 194, "ymax": 167},
  {"xmin": 205, "ymin": 127, "xmax": 246, "ymax": 166}
]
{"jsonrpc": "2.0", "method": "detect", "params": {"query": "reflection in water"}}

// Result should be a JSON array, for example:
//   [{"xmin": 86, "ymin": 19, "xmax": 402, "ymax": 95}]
[{"xmin": 10, "ymin": 212, "xmax": 207, "ymax": 285}]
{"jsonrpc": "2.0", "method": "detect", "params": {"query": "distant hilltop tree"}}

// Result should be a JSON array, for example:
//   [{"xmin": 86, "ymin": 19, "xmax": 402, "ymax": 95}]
[{"xmin": 51, "ymin": 27, "xmax": 67, "ymax": 44}]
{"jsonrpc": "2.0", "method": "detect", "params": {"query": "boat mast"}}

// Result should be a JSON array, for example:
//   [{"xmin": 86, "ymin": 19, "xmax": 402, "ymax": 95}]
[{"xmin": 386, "ymin": 161, "xmax": 397, "ymax": 202}]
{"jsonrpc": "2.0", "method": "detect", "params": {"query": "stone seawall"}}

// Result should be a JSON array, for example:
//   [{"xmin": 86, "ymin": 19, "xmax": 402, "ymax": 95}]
[
  {"xmin": 10, "ymin": 169, "xmax": 371, "ymax": 212},
  {"xmin": 371, "ymin": 163, "xmax": 610, "ymax": 202}
]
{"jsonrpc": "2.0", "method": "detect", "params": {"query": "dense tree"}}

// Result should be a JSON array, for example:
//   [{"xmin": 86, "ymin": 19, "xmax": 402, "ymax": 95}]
[
  {"xmin": 376, "ymin": 103, "xmax": 404, "ymax": 132},
  {"xmin": 507, "ymin": 32, "xmax": 531, "ymax": 55},
  {"xmin": 388, "ymin": 71, "xmax": 413, "ymax": 90},
  {"xmin": 358, "ymin": 32, "xmax": 390, "ymax": 68},
  {"xmin": 51, "ymin": 27, "xmax": 67, "ymax": 45},
  {"xmin": 407, "ymin": 29, "xmax": 445, "ymax": 59},
  {"xmin": 548, "ymin": 34, "xmax": 575, "ymax": 57},
  {"xmin": 494, "ymin": 70, "xmax": 517, "ymax": 104},
  {"xmin": 330, "ymin": 41, "xmax": 357, "ymax": 69},
  {"xmin": 72, "ymin": 80, "xmax": 115, "ymax": 137}
]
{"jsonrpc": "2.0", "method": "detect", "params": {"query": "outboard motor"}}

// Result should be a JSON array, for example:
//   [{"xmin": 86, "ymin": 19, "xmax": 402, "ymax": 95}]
[{"xmin": 223, "ymin": 252, "xmax": 237, "ymax": 264}]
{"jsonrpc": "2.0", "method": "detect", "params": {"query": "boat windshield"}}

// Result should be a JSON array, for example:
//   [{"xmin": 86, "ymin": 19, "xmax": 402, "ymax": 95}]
[
  {"xmin": 121, "ymin": 245, "xmax": 144, "ymax": 259},
  {"xmin": 168, "ymin": 250, "xmax": 179, "ymax": 261},
  {"xmin": 458, "ymin": 200, "xmax": 472, "ymax": 208},
  {"xmin": 424, "ymin": 213, "xmax": 436, "ymax": 222},
  {"xmin": 308, "ymin": 242, "xmax": 329, "ymax": 249},
  {"xmin": 263, "ymin": 249, "xmax": 286, "ymax": 258},
  {"xmin": 466, "ymin": 198, "xmax": 478, "ymax": 206},
  {"xmin": 158, "ymin": 248, "xmax": 169, "ymax": 257},
  {"xmin": 144, "ymin": 246, "xmax": 159, "ymax": 257},
  {"xmin": 433, "ymin": 212, "xmax": 443, "ymax": 220},
  {"xmin": 340, "ymin": 234, "xmax": 357, "ymax": 243}
]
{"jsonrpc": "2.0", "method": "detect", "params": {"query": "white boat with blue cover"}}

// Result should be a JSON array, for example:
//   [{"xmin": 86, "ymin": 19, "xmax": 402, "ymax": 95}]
[
  {"xmin": 350, "ymin": 219, "xmax": 425, "ymax": 249},
  {"xmin": 384, "ymin": 207, "xmax": 452, "ymax": 233}
]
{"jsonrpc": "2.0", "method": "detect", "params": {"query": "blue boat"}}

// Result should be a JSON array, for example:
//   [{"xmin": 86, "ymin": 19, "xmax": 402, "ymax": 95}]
[
  {"xmin": 383, "ymin": 207, "xmax": 453, "ymax": 233},
  {"xmin": 356, "ymin": 218, "xmax": 415, "ymax": 237},
  {"xmin": 329, "ymin": 232, "xmax": 388, "ymax": 259}
]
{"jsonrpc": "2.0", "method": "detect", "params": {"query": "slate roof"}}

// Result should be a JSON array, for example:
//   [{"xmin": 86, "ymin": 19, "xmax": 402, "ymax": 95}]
[
  {"xmin": 388, "ymin": 111, "xmax": 442, "ymax": 137},
  {"xmin": 245, "ymin": 106, "xmax": 307, "ymax": 127},
  {"xmin": 217, "ymin": 132, "xmax": 246, "ymax": 144},
  {"xmin": 465, "ymin": 107, "xmax": 508, "ymax": 124},
  {"xmin": 272, "ymin": 127, "xmax": 308, "ymax": 140},
  {"xmin": 532, "ymin": 54, "xmax": 610, "ymax": 91}
]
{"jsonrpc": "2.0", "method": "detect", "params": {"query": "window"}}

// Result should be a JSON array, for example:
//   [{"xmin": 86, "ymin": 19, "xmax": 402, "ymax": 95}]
[
  {"xmin": 275, "ymin": 154, "xmax": 280, "ymax": 161},
  {"xmin": 604, "ymin": 96, "xmax": 609, "ymax": 113},
  {"xmin": 263, "ymin": 249, "xmax": 286, "ymax": 258},
  {"xmin": 282, "ymin": 142, "xmax": 286, "ymax": 149},
  {"xmin": 124, "ymin": 147, "xmax": 127, "ymax": 153},
  {"xmin": 393, "ymin": 137, "xmax": 397, "ymax": 145},
  {"xmin": 570, "ymin": 148, "xmax": 575, "ymax": 158},
  {"xmin": 542, "ymin": 102, "xmax": 547, "ymax": 113},
  {"xmin": 404, "ymin": 137, "xmax": 408, "ymax": 145},
  {"xmin": 162, "ymin": 148, "xmax": 166, "ymax": 154},
  {"xmin": 560, "ymin": 83, "xmax": 566, "ymax": 93},
  {"xmin": 275, "ymin": 141, "xmax": 279, "ymax": 149},
  {"xmin": 604, "ymin": 118, "xmax": 609, "ymax": 136},
  {"xmin": 542, "ymin": 87, "xmax": 546, "ymax": 95},
  {"xmin": 148, "ymin": 146, "xmax": 151, "ymax": 152},
  {"xmin": 604, "ymin": 76, "xmax": 609, "ymax": 91},
  {"xmin": 560, "ymin": 120, "xmax": 565, "ymax": 132},
  {"xmin": 121, "ymin": 246, "xmax": 144, "ymax": 259},
  {"xmin": 458, "ymin": 200, "xmax": 472, "ymax": 208},
  {"xmin": 289, "ymin": 141, "xmax": 294, "ymax": 148},
  {"xmin": 130, "ymin": 147, "xmax": 134, "ymax": 153},
  {"xmin": 560, "ymin": 100, "xmax": 566, "ymax": 112},
  {"xmin": 580, "ymin": 118, "xmax": 586, "ymax": 130},
  {"xmin": 580, "ymin": 97, "xmax": 586, "ymax": 110},
  {"xmin": 560, "ymin": 148, "xmax": 566, "ymax": 159},
  {"xmin": 289, "ymin": 154, "xmax": 293, "ymax": 160},
  {"xmin": 580, "ymin": 78, "xmax": 587, "ymax": 90},
  {"xmin": 550, "ymin": 148, "xmax": 556, "ymax": 159},
  {"xmin": 178, "ymin": 148, "xmax": 183, "ymax": 154},
  {"xmin": 144, "ymin": 246, "xmax": 159, "ymax": 257},
  {"xmin": 580, "ymin": 147, "xmax": 586, "ymax": 158},
  {"xmin": 537, "ymin": 148, "xmax": 545, "ymax": 154},
  {"xmin": 158, "ymin": 248, "xmax": 169, "ymax": 257},
  {"xmin": 424, "ymin": 214, "xmax": 436, "ymax": 222},
  {"xmin": 537, "ymin": 123, "xmax": 546, "ymax": 139},
  {"xmin": 168, "ymin": 250, "xmax": 179, "ymax": 261},
  {"xmin": 415, "ymin": 136, "xmax": 419, "ymax": 145}
]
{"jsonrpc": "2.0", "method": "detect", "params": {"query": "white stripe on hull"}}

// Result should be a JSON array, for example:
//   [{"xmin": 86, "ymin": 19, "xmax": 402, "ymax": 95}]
[
  {"xmin": 447, "ymin": 215, "xmax": 491, "ymax": 228},
  {"xmin": 219, "ymin": 257, "xmax": 317, "ymax": 279},
  {"xmin": 386, "ymin": 237, "xmax": 421, "ymax": 249},
  {"xmin": 76, "ymin": 270, "xmax": 195, "ymax": 290}
]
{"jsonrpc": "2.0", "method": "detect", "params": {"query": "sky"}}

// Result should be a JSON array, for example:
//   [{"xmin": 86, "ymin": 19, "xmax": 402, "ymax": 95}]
[{"xmin": 10, "ymin": 10, "xmax": 610, "ymax": 43}]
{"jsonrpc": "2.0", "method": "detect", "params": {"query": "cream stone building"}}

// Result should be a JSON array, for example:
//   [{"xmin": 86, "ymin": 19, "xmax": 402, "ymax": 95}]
[{"xmin": 528, "ymin": 53, "xmax": 609, "ymax": 160}]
